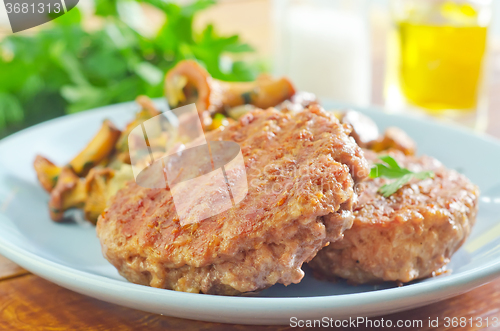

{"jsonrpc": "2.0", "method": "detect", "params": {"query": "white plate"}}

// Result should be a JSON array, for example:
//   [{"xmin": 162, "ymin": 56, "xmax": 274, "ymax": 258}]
[{"xmin": 0, "ymin": 100, "xmax": 500, "ymax": 325}]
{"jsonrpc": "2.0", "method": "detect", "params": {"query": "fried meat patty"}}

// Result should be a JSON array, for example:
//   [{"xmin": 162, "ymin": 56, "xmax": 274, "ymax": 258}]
[
  {"xmin": 309, "ymin": 150, "xmax": 479, "ymax": 284},
  {"xmin": 97, "ymin": 106, "xmax": 369, "ymax": 294}
]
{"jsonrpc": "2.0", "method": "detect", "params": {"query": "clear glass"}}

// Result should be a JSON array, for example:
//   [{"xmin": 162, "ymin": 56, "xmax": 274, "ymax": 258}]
[
  {"xmin": 385, "ymin": 0, "xmax": 493, "ymax": 131},
  {"xmin": 272, "ymin": 0, "xmax": 371, "ymax": 106}
]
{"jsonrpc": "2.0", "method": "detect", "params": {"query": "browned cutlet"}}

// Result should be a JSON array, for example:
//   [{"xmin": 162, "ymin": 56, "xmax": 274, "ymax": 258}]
[
  {"xmin": 309, "ymin": 150, "xmax": 479, "ymax": 284},
  {"xmin": 97, "ymin": 105, "xmax": 369, "ymax": 295}
]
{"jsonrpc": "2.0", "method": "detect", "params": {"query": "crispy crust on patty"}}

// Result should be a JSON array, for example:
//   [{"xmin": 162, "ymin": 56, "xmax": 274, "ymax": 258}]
[
  {"xmin": 309, "ymin": 150, "xmax": 479, "ymax": 284},
  {"xmin": 97, "ymin": 106, "xmax": 369, "ymax": 294}
]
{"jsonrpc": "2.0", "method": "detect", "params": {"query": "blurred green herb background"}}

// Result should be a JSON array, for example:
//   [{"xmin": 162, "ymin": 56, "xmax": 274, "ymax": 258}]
[{"xmin": 0, "ymin": 0, "xmax": 259, "ymax": 138}]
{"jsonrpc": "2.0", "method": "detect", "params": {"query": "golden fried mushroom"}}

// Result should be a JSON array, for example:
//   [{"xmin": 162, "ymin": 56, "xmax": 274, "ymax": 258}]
[
  {"xmin": 105, "ymin": 163, "xmax": 134, "ymax": 197},
  {"xmin": 332, "ymin": 110, "xmax": 416, "ymax": 155},
  {"xmin": 83, "ymin": 164, "xmax": 134, "ymax": 224},
  {"xmin": 69, "ymin": 120, "xmax": 121, "ymax": 176},
  {"xmin": 33, "ymin": 155, "xmax": 61, "ymax": 192},
  {"xmin": 48, "ymin": 167, "xmax": 86, "ymax": 221},
  {"xmin": 370, "ymin": 127, "xmax": 417, "ymax": 156},
  {"xmin": 34, "ymin": 119, "xmax": 122, "ymax": 193},
  {"xmin": 340, "ymin": 110, "xmax": 380, "ymax": 148},
  {"xmin": 216, "ymin": 73, "xmax": 296, "ymax": 110},
  {"xmin": 83, "ymin": 168, "xmax": 115, "ymax": 224},
  {"xmin": 165, "ymin": 60, "xmax": 213, "ymax": 113},
  {"xmin": 165, "ymin": 60, "xmax": 296, "ymax": 117}
]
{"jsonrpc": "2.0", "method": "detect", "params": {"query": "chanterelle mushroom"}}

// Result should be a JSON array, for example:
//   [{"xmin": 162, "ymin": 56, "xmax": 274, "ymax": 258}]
[
  {"xmin": 84, "ymin": 168, "xmax": 115, "ymax": 224},
  {"xmin": 49, "ymin": 167, "xmax": 87, "ymax": 221},
  {"xmin": 84, "ymin": 163, "xmax": 134, "ymax": 224},
  {"xmin": 33, "ymin": 155, "xmax": 61, "ymax": 193},
  {"xmin": 165, "ymin": 60, "xmax": 296, "ymax": 118},
  {"xmin": 370, "ymin": 127, "xmax": 417, "ymax": 156},
  {"xmin": 340, "ymin": 110, "xmax": 380, "ymax": 148},
  {"xmin": 69, "ymin": 119, "xmax": 121, "ymax": 176}
]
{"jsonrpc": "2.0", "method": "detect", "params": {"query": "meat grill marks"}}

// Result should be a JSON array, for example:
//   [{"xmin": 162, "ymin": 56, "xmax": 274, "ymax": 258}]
[{"xmin": 97, "ymin": 105, "xmax": 369, "ymax": 294}]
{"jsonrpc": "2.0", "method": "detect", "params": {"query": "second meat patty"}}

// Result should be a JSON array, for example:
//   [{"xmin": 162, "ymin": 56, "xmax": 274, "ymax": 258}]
[{"xmin": 309, "ymin": 150, "xmax": 479, "ymax": 284}]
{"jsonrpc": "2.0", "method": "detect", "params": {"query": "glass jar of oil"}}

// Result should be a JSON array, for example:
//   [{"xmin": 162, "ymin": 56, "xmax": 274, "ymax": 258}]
[{"xmin": 385, "ymin": 0, "xmax": 492, "ymax": 131}]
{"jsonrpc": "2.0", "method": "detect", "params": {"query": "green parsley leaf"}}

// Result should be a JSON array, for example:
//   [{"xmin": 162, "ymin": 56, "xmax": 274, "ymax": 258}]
[{"xmin": 370, "ymin": 156, "xmax": 434, "ymax": 197}]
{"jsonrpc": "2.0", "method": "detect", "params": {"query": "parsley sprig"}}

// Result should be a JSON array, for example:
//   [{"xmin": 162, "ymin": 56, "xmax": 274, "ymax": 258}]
[{"xmin": 369, "ymin": 156, "xmax": 434, "ymax": 197}]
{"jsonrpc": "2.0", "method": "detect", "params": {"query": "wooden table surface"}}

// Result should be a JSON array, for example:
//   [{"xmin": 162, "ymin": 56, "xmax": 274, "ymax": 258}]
[{"xmin": 1, "ymin": 1, "xmax": 500, "ymax": 330}]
